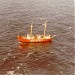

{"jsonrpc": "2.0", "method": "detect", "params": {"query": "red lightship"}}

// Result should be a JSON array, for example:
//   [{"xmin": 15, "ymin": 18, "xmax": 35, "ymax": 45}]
[{"xmin": 17, "ymin": 22, "xmax": 53, "ymax": 43}]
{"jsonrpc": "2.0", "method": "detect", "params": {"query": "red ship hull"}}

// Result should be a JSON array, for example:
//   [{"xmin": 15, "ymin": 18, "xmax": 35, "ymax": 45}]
[{"xmin": 17, "ymin": 36, "xmax": 52, "ymax": 43}]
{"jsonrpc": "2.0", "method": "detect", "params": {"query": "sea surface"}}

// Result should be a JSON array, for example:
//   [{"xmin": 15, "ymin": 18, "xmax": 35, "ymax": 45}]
[{"xmin": 0, "ymin": 0, "xmax": 74, "ymax": 75}]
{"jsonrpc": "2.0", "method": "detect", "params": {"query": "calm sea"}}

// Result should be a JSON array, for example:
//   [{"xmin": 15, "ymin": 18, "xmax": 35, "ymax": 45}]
[{"xmin": 0, "ymin": 0, "xmax": 74, "ymax": 75}]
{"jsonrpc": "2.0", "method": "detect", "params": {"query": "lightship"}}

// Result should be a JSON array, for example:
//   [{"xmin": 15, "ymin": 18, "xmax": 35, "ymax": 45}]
[{"xmin": 17, "ymin": 22, "xmax": 53, "ymax": 43}]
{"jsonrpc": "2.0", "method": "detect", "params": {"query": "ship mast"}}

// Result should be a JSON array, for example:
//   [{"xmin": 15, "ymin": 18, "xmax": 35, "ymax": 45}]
[
  {"xmin": 43, "ymin": 22, "xmax": 47, "ymax": 38},
  {"xmin": 30, "ymin": 23, "xmax": 33, "ymax": 36}
]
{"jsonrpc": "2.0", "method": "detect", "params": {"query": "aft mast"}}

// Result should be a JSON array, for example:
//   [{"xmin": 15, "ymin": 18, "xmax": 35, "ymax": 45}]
[
  {"xmin": 43, "ymin": 22, "xmax": 47, "ymax": 38},
  {"xmin": 30, "ymin": 22, "xmax": 33, "ymax": 36}
]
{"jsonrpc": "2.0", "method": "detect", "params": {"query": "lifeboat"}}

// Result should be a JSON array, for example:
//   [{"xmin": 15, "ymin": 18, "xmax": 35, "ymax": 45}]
[{"xmin": 17, "ymin": 22, "xmax": 53, "ymax": 43}]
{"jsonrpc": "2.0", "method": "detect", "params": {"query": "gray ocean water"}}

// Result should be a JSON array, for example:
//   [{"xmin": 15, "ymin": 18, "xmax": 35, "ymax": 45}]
[{"xmin": 0, "ymin": 0, "xmax": 74, "ymax": 75}]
